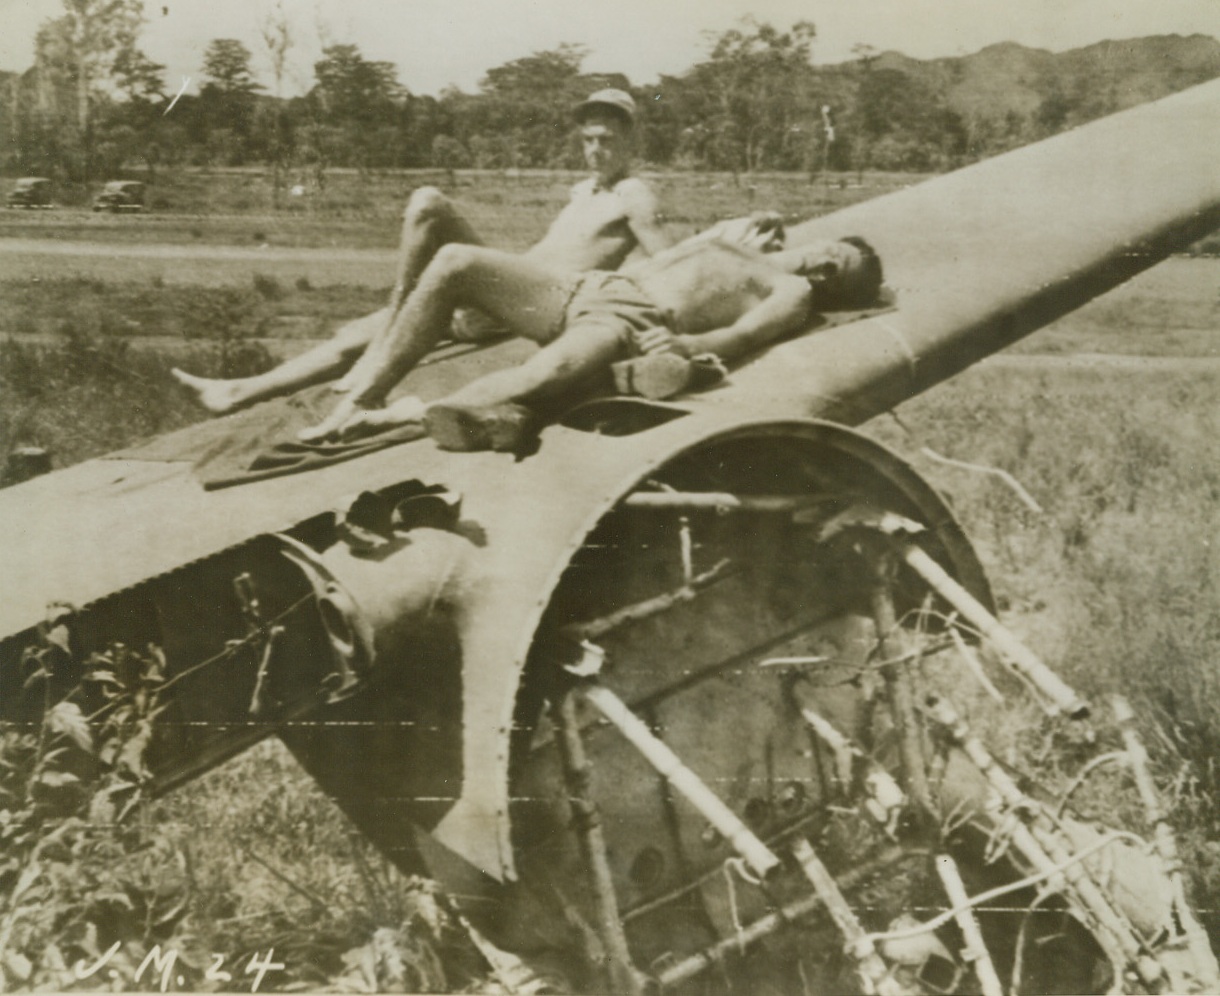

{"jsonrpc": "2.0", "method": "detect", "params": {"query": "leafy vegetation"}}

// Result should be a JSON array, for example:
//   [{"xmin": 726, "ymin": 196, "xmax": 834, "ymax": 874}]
[
  {"xmin": 0, "ymin": 633, "xmax": 183, "ymax": 991},
  {"xmin": 0, "ymin": 630, "xmax": 489, "ymax": 992},
  {"xmin": 2, "ymin": 11, "xmax": 1218, "ymax": 181},
  {"xmin": 872, "ymin": 357, "xmax": 1220, "ymax": 940}
]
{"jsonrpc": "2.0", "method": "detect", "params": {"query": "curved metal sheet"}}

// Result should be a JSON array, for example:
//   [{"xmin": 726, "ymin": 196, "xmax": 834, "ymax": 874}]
[
  {"xmin": 429, "ymin": 411, "xmax": 993, "ymax": 878},
  {"xmin": 4, "ymin": 80, "xmax": 1216, "ymax": 644},
  {"xmin": 696, "ymin": 77, "xmax": 1220, "ymax": 426}
]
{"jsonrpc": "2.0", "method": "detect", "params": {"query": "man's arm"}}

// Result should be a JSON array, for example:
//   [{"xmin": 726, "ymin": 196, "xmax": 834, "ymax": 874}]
[
  {"xmin": 674, "ymin": 274, "xmax": 813, "ymax": 364},
  {"xmin": 617, "ymin": 177, "xmax": 670, "ymax": 256}
]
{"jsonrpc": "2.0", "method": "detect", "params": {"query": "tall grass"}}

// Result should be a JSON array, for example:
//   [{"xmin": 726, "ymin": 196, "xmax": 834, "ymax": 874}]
[
  {"xmin": 0, "ymin": 639, "xmax": 487, "ymax": 993},
  {"xmin": 0, "ymin": 277, "xmax": 385, "ymax": 342},
  {"xmin": 0, "ymin": 333, "xmax": 272, "ymax": 468},
  {"xmin": 869, "ymin": 360, "xmax": 1220, "ymax": 936}
]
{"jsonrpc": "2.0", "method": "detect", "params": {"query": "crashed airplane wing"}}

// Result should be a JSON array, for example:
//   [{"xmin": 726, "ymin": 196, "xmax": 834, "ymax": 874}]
[{"xmin": 2, "ymin": 78, "xmax": 1219, "ymax": 994}]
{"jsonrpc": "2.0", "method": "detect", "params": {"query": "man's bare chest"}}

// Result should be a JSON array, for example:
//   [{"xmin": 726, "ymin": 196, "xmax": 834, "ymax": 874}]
[{"xmin": 554, "ymin": 189, "xmax": 631, "ymax": 237}]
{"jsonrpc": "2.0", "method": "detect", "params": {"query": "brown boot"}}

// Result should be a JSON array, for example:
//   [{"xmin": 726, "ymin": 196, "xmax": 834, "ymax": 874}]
[
  {"xmin": 611, "ymin": 352, "xmax": 727, "ymax": 400},
  {"xmin": 426, "ymin": 403, "xmax": 537, "ymax": 453}
]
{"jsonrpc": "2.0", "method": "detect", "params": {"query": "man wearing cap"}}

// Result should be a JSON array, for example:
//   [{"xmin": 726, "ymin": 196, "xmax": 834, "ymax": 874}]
[
  {"xmin": 173, "ymin": 88, "xmax": 669, "ymax": 414},
  {"xmin": 297, "ymin": 234, "xmax": 883, "ymax": 444}
]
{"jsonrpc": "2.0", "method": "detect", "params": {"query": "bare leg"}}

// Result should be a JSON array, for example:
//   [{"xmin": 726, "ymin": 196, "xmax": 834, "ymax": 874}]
[
  {"xmin": 175, "ymin": 188, "xmax": 484, "ymax": 414},
  {"xmin": 325, "ymin": 320, "xmax": 627, "ymax": 441},
  {"xmin": 171, "ymin": 309, "xmax": 387, "ymax": 414},
  {"xmin": 441, "ymin": 320, "xmax": 625, "ymax": 409},
  {"xmin": 334, "ymin": 189, "xmax": 485, "ymax": 392},
  {"xmin": 385, "ymin": 187, "xmax": 484, "ymax": 316},
  {"xmin": 301, "ymin": 246, "xmax": 574, "ymax": 441}
]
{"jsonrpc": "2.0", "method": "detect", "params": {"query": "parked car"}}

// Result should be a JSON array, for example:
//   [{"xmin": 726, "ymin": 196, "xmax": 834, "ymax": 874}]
[
  {"xmin": 6, "ymin": 177, "xmax": 53, "ymax": 209},
  {"xmin": 92, "ymin": 180, "xmax": 146, "ymax": 213}
]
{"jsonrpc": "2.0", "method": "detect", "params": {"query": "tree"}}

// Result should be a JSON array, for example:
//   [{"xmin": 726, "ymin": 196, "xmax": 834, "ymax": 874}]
[
  {"xmin": 311, "ymin": 44, "xmax": 407, "ymax": 169},
  {"xmin": 24, "ymin": 0, "xmax": 145, "ymax": 181},
  {"xmin": 689, "ymin": 18, "xmax": 818, "ymax": 172},
  {"xmin": 471, "ymin": 45, "xmax": 590, "ymax": 166},
  {"xmin": 431, "ymin": 134, "xmax": 470, "ymax": 177},
  {"xmin": 200, "ymin": 38, "xmax": 262, "ymax": 157},
  {"xmin": 480, "ymin": 44, "xmax": 587, "ymax": 97},
  {"xmin": 851, "ymin": 44, "xmax": 879, "ymax": 180},
  {"xmin": 106, "ymin": 46, "xmax": 165, "ymax": 175},
  {"xmin": 112, "ymin": 46, "xmax": 164, "ymax": 102},
  {"xmin": 313, "ymin": 44, "xmax": 403, "ymax": 122},
  {"xmin": 202, "ymin": 39, "xmax": 260, "ymax": 96},
  {"xmin": 259, "ymin": 1, "xmax": 295, "ymax": 204},
  {"xmin": 65, "ymin": 0, "xmax": 144, "ymax": 175},
  {"xmin": 856, "ymin": 68, "xmax": 967, "ymax": 170}
]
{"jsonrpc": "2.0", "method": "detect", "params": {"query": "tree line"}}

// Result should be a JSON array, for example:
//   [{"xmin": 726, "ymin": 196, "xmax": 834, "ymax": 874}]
[{"xmin": 1, "ymin": 4, "xmax": 1210, "ymax": 186}]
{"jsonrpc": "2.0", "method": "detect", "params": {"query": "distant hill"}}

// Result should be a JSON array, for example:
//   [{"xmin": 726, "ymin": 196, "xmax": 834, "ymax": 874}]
[{"xmin": 867, "ymin": 34, "xmax": 1220, "ymax": 128}]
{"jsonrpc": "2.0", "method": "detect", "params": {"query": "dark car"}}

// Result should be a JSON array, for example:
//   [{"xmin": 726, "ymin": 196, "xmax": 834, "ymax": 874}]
[
  {"xmin": 6, "ymin": 177, "xmax": 53, "ymax": 209},
  {"xmin": 92, "ymin": 180, "xmax": 146, "ymax": 213}
]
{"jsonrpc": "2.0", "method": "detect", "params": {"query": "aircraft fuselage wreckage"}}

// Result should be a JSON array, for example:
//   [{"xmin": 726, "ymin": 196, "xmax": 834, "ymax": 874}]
[{"xmin": 4, "ymin": 81, "xmax": 1220, "ymax": 994}]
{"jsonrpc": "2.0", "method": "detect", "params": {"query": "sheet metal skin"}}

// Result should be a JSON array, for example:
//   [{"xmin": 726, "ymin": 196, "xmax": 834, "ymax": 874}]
[
  {"xmin": 0, "ymin": 80, "xmax": 1216, "ymax": 881},
  {"xmin": 3, "ymin": 78, "xmax": 1217, "ymax": 643},
  {"xmin": 687, "ymin": 77, "xmax": 1220, "ymax": 426}
]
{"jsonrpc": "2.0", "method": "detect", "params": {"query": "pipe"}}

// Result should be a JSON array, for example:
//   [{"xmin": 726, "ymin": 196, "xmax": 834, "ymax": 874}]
[
  {"xmin": 581, "ymin": 684, "xmax": 780, "ymax": 880},
  {"xmin": 655, "ymin": 845, "xmax": 912, "ymax": 987},
  {"xmin": 934, "ymin": 854, "xmax": 1003, "ymax": 996},
  {"xmin": 624, "ymin": 492, "xmax": 824, "ymax": 513},
  {"xmin": 898, "ymin": 542, "xmax": 1088, "ymax": 719},
  {"xmin": 550, "ymin": 691, "xmax": 645, "ymax": 995}
]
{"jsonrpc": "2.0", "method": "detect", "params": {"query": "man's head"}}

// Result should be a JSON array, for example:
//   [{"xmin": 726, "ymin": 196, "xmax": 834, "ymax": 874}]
[
  {"xmin": 775, "ymin": 237, "xmax": 883, "ymax": 309},
  {"xmin": 575, "ymin": 89, "xmax": 636, "ymax": 185}
]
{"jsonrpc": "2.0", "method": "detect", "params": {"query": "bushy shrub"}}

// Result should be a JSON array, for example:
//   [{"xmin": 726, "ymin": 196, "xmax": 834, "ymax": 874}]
[{"xmin": 252, "ymin": 273, "xmax": 284, "ymax": 301}]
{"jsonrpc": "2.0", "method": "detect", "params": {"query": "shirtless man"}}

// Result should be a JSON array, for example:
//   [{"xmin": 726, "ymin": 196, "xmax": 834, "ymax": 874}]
[
  {"xmin": 299, "ymin": 234, "xmax": 882, "ymax": 442},
  {"xmin": 172, "ymin": 89, "xmax": 669, "ymax": 414}
]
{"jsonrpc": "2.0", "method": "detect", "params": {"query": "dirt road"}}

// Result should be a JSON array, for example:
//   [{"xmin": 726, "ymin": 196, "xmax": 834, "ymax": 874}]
[{"xmin": 0, "ymin": 238, "xmax": 397, "ymax": 287}]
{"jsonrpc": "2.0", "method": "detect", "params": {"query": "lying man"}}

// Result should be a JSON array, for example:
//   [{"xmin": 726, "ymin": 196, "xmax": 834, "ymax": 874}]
[
  {"xmin": 298, "ymin": 232, "xmax": 882, "ymax": 444},
  {"xmin": 172, "ymin": 88, "xmax": 669, "ymax": 414}
]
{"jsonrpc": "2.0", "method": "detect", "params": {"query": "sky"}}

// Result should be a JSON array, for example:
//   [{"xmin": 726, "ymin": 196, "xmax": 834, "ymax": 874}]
[{"xmin": 1, "ymin": 0, "xmax": 1217, "ymax": 97}]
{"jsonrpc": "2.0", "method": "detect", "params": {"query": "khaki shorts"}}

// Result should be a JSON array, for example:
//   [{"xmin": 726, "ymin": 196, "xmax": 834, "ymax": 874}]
[{"xmin": 560, "ymin": 272, "xmax": 670, "ymax": 355}]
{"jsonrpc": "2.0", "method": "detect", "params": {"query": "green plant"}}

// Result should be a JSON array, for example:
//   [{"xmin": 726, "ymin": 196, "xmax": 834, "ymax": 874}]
[{"xmin": 0, "ymin": 627, "xmax": 194, "ymax": 991}]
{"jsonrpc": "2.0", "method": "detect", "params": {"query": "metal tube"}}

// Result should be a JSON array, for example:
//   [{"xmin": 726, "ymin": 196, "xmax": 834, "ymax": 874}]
[
  {"xmin": 934, "ymin": 854, "xmax": 1004, "ymax": 996},
  {"xmin": 563, "ymin": 559, "xmax": 732, "ymax": 642},
  {"xmin": 798, "ymin": 698, "xmax": 906, "ymax": 832},
  {"xmin": 870, "ymin": 564, "xmax": 933, "ymax": 814},
  {"xmin": 624, "ymin": 491, "xmax": 824, "ymax": 512},
  {"xmin": 581, "ymin": 684, "xmax": 780, "ymax": 879},
  {"xmin": 925, "ymin": 695, "xmax": 1165, "ymax": 991},
  {"xmin": 791, "ymin": 838, "xmax": 911, "ymax": 996},
  {"xmin": 897, "ymin": 542, "xmax": 1089, "ymax": 719},
  {"xmin": 1113, "ymin": 696, "xmax": 1220, "ymax": 990},
  {"xmin": 655, "ymin": 845, "xmax": 911, "ymax": 987},
  {"xmin": 550, "ymin": 692, "xmax": 645, "ymax": 996}
]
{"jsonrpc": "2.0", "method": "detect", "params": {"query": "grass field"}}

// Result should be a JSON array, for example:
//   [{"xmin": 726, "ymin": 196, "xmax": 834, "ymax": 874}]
[
  {"xmin": 1, "ymin": 170, "xmax": 1219, "ymax": 991},
  {"xmin": 0, "ymin": 168, "xmax": 923, "ymax": 251}
]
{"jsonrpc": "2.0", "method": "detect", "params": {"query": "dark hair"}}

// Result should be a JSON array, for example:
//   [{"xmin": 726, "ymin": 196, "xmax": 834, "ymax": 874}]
[{"xmin": 816, "ymin": 236, "xmax": 883, "ymax": 309}]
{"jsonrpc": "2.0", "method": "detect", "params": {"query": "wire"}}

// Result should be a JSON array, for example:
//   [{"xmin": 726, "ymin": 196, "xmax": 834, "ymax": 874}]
[
  {"xmin": 156, "ymin": 590, "xmax": 316, "ymax": 696},
  {"xmin": 860, "ymin": 832, "xmax": 1142, "ymax": 947}
]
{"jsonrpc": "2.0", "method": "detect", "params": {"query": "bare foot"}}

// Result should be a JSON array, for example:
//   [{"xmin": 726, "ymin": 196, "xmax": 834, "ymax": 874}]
[
  {"xmin": 297, "ymin": 395, "xmax": 426, "ymax": 443},
  {"xmin": 335, "ymin": 398, "xmax": 427, "ymax": 440},
  {"xmin": 298, "ymin": 396, "xmax": 361, "ymax": 442},
  {"xmin": 171, "ymin": 368, "xmax": 247, "ymax": 414}
]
